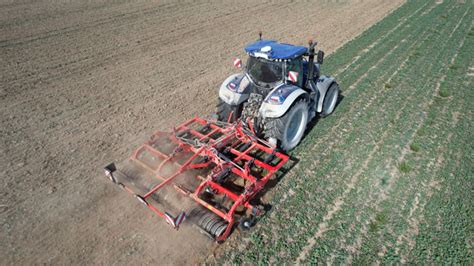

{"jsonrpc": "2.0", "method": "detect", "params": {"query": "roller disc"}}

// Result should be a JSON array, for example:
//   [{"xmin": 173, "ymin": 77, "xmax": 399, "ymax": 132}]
[
  {"xmin": 205, "ymin": 218, "xmax": 221, "ymax": 232},
  {"xmin": 189, "ymin": 208, "xmax": 228, "ymax": 239},
  {"xmin": 201, "ymin": 214, "xmax": 216, "ymax": 231},
  {"xmin": 214, "ymin": 223, "xmax": 228, "ymax": 238},
  {"xmin": 210, "ymin": 221, "xmax": 225, "ymax": 236},
  {"xmin": 198, "ymin": 213, "xmax": 213, "ymax": 228}
]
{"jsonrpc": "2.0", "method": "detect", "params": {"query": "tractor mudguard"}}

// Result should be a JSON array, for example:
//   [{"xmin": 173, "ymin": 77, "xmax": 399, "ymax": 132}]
[
  {"xmin": 218, "ymin": 73, "xmax": 251, "ymax": 105},
  {"xmin": 316, "ymin": 75, "xmax": 336, "ymax": 112},
  {"xmin": 259, "ymin": 84, "xmax": 308, "ymax": 118}
]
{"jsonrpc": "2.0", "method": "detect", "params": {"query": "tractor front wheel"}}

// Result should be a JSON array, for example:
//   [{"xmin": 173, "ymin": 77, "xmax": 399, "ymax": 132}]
[{"xmin": 321, "ymin": 83, "xmax": 340, "ymax": 117}]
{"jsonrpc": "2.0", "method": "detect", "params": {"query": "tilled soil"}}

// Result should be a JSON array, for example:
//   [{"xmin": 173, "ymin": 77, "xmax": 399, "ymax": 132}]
[{"xmin": 1, "ymin": 0, "xmax": 403, "ymax": 264}]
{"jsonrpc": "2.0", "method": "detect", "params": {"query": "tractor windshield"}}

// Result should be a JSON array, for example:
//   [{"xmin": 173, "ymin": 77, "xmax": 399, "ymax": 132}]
[{"xmin": 246, "ymin": 56, "xmax": 283, "ymax": 86}]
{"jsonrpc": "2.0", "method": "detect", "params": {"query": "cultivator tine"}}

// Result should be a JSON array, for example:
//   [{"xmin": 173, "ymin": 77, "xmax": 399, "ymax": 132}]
[
  {"xmin": 104, "ymin": 163, "xmax": 117, "ymax": 183},
  {"xmin": 175, "ymin": 211, "xmax": 186, "ymax": 227},
  {"xmin": 135, "ymin": 195, "xmax": 148, "ymax": 206},
  {"xmin": 164, "ymin": 212, "xmax": 176, "ymax": 227},
  {"xmin": 161, "ymin": 211, "xmax": 187, "ymax": 229}
]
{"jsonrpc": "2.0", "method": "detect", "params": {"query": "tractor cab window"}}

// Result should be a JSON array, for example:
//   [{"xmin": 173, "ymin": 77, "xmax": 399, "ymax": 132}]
[
  {"xmin": 247, "ymin": 56, "xmax": 284, "ymax": 86},
  {"xmin": 286, "ymin": 58, "xmax": 303, "ymax": 87}
]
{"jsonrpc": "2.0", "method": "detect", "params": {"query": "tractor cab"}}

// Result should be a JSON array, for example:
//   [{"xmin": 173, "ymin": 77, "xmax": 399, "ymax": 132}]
[{"xmin": 242, "ymin": 40, "xmax": 322, "ymax": 92}]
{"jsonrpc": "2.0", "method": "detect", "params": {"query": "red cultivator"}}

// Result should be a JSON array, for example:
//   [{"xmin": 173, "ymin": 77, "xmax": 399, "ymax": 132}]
[{"xmin": 103, "ymin": 117, "xmax": 289, "ymax": 242}]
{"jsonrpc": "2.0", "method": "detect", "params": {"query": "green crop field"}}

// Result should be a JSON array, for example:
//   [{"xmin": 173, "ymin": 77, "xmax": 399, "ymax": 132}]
[{"xmin": 211, "ymin": 0, "xmax": 473, "ymax": 264}]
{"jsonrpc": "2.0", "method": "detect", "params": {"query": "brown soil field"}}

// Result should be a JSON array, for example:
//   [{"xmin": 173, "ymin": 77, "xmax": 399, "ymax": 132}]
[{"xmin": 1, "ymin": 0, "xmax": 404, "ymax": 264}]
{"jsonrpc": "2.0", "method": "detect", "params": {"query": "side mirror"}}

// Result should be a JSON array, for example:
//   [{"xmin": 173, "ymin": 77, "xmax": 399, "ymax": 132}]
[
  {"xmin": 233, "ymin": 58, "xmax": 242, "ymax": 68},
  {"xmin": 317, "ymin": 50, "xmax": 324, "ymax": 64}
]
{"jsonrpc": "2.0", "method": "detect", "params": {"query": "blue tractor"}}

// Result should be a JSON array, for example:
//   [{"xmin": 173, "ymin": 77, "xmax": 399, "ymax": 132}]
[{"xmin": 217, "ymin": 37, "xmax": 340, "ymax": 150}]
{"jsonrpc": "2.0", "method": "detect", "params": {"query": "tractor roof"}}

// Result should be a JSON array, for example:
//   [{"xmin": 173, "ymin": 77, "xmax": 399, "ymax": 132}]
[{"xmin": 244, "ymin": 40, "xmax": 307, "ymax": 60}]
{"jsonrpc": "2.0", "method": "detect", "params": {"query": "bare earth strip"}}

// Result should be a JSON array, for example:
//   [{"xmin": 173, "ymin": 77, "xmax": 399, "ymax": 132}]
[{"xmin": 0, "ymin": 0, "xmax": 404, "ymax": 264}]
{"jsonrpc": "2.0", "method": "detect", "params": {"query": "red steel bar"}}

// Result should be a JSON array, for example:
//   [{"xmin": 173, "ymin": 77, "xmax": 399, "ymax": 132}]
[{"xmin": 106, "ymin": 117, "xmax": 289, "ymax": 241}]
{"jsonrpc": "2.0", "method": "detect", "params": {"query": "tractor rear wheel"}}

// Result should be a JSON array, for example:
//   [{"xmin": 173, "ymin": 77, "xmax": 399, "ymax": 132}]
[
  {"xmin": 216, "ymin": 98, "xmax": 242, "ymax": 123},
  {"xmin": 264, "ymin": 99, "xmax": 309, "ymax": 151},
  {"xmin": 321, "ymin": 83, "xmax": 339, "ymax": 117}
]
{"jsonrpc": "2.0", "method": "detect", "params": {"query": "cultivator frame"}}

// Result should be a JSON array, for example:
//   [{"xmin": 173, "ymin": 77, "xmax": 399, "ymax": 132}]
[{"xmin": 104, "ymin": 117, "xmax": 289, "ymax": 242}]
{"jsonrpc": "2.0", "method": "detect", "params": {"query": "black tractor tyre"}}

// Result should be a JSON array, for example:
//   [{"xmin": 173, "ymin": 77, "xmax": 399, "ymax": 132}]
[
  {"xmin": 264, "ymin": 99, "xmax": 309, "ymax": 151},
  {"xmin": 216, "ymin": 98, "xmax": 243, "ymax": 123},
  {"xmin": 320, "ymin": 83, "xmax": 340, "ymax": 117}
]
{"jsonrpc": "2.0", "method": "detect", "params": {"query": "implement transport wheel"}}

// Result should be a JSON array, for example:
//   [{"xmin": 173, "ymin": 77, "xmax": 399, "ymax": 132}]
[
  {"xmin": 321, "ymin": 83, "xmax": 340, "ymax": 117},
  {"xmin": 264, "ymin": 99, "xmax": 309, "ymax": 151},
  {"xmin": 238, "ymin": 217, "xmax": 254, "ymax": 231},
  {"xmin": 217, "ymin": 98, "xmax": 242, "ymax": 123}
]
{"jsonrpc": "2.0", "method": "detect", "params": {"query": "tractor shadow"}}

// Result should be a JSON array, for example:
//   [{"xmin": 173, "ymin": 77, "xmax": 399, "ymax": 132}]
[{"xmin": 303, "ymin": 92, "xmax": 345, "ymax": 140}]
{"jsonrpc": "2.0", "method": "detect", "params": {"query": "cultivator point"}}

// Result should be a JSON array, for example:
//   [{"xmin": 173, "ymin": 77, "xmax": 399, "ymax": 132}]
[{"xmin": 104, "ymin": 117, "xmax": 289, "ymax": 242}]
